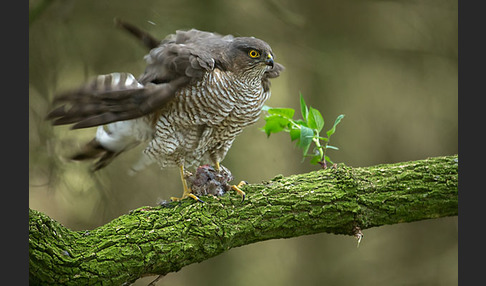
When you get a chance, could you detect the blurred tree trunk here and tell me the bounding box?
[29,155,458,285]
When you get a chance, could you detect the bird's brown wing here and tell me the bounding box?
[137,29,230,84]
[47,29,227,129]
[46,73,189,129]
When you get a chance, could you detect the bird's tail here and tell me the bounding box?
[114,18,160,50]
[71,119,153,172]
[71,137,119,171]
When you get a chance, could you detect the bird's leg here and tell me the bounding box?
[170,165,204,203]
[214,161,246,202]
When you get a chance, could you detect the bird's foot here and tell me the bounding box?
[173,164,205,203]
[214,162,246,202]
[170,192,205,203]
[230,181,247,202]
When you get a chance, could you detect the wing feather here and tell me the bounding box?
[46,73,188,129]
[114,18,160,50]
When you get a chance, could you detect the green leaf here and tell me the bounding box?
[299,125,314,156]
[289,127,300,141]
[307,107,324,132]
[299,93,308,122]
[324,155,334,164]
[263,115,290,136]
[261,94,344,168]
[310,155,322,165]
[294,119,307,127]
[326,114,345,137]
[268,108,295,119]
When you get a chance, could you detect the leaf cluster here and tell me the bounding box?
[262,94,344,168]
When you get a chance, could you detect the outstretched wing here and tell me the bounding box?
[46,73,189,129]
[47,29,227,129]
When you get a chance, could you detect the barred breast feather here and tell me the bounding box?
[145,68,270,168]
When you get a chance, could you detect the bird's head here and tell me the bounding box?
[226,37,277,76]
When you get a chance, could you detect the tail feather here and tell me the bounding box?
[71,138,119,171]
[70,119,152,171]
[114,18,160,50]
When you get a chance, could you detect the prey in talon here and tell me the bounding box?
[184,164,247,202]
[46,20,283,203]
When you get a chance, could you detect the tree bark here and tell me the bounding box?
[29,155,458,285]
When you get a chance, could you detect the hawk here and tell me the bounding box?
[47,21,284,202]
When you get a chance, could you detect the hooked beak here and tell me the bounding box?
[265,53,274,68]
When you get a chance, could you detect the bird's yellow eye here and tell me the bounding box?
[248,49,260,58]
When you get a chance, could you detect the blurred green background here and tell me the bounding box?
[29,0,457,285]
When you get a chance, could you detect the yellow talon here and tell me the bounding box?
[170,193,203,203]
[214,162,246,202]
[231,181,247,202]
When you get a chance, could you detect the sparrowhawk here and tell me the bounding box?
[47,21,284,202]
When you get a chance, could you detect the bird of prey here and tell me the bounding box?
[47,20,284,202]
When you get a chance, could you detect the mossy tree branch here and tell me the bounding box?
[29,155,458,285]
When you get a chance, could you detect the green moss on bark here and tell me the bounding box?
[30,155,458,285]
